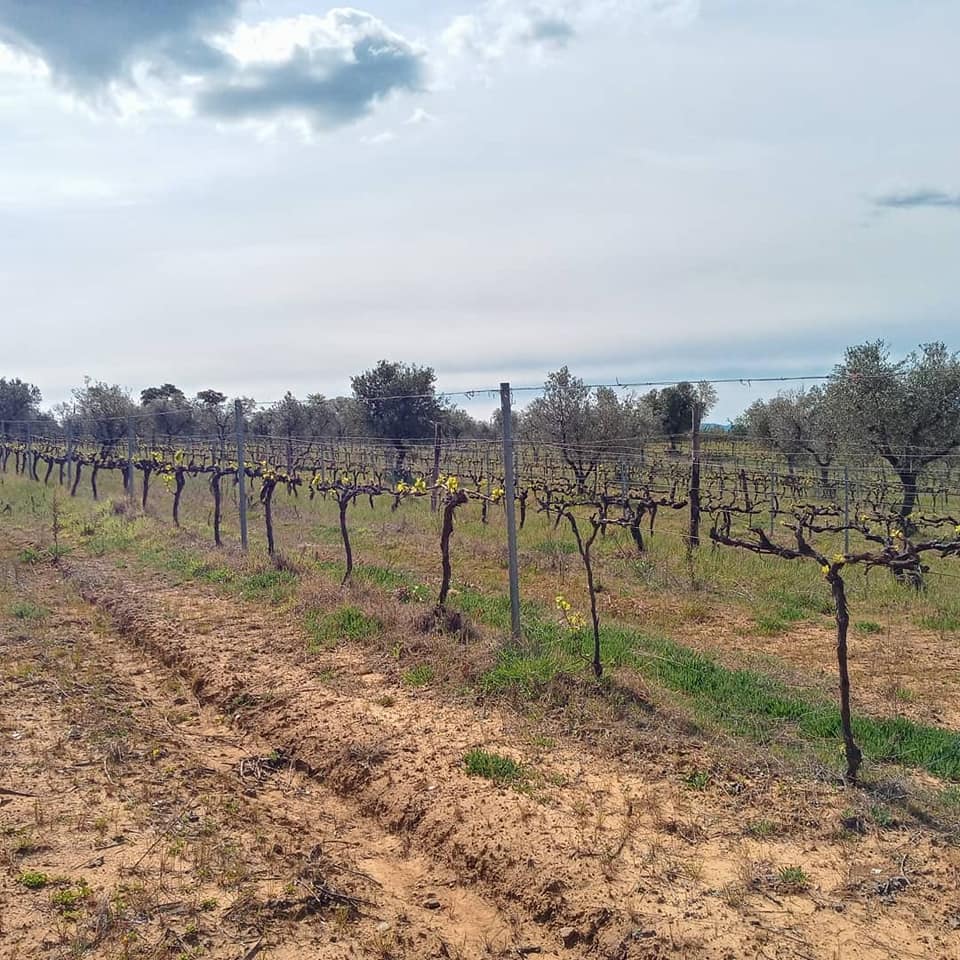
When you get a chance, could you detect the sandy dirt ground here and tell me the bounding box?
[2,544,959,959]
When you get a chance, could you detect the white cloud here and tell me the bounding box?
[360,129,396,145]
[0,3,424,134]
[405,106,437,124]
[441,0,696,62]
[196,10,425,131]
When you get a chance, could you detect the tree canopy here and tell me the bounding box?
[350,360,446,442]
[0,377,42,426]
[829,340,960,516]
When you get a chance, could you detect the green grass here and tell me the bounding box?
[777,866,810,892]
[752,586,832,635]
[530,537,577,556]
[149,548,296,604]
[684,769,711,790]
[463,748,525,785]
[237,569,297,603]
[51,880,91,913]
[745,819,777,838]
[10,600,47,621]
[355,564,411,590]
[855,620,884,634]
[305,604,381,650]
[402,664,435,686]
[18,871,49,889]
[918,608,960,633]
[474,592,960,781]
[632,631,960,779]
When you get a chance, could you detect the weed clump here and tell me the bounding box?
[305,605,381,650]
[463,748,525,785]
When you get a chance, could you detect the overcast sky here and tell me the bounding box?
[2,0,958,422]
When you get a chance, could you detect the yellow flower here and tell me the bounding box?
[491,487,505,501]
[820,564,831,576]
[954,525,960,537]
[396,481,408,494]
[413,477,427,494]
[832,554,846,566]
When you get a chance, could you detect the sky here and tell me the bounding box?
[2,0,959,423]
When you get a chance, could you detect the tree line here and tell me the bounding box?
[3,340,960,517]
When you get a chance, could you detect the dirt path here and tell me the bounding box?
[0,560,558,959]
[4,545,959,958]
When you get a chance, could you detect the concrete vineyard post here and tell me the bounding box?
[844,465,850,554]
[688,402,702,547]
[65,424,73,486]
[235,399,248,551]
[500,382,522,640]
[620,460,629,520]
[430,421,442,513]
[769,467,776,536]
[126,416,136,501]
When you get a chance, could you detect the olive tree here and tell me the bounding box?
[351,360,446,473]
[0,378,42,431]
[523,368,656,491]
[830,341,960,518]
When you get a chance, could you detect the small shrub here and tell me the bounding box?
[855,620,883,634]
[401,664,434,687]
[870,804,895,828]
[463,749,525,785]
[18,871,49,889]
[52,880,91,912]
[745,819,776,839]
[683,770,710,791]
[776,866,810,892]
[10,600,47,621]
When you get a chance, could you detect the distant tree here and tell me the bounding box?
[304,393,338,437]
[195,390,231,449]
[0,377,42,430]
[592,386,657,451]
[522,367,597,490]
[830,340,960,518]
[322,396,367,438]
[351,360,445,469]
[70,379,136,443]
[734,398,774,440]
[140,383,194,440]
[249,391,310,440]
[647,381,717,449]
[440,406,495,440]
[750,388,844,482]
[522,370,656,489]
[140,383,183,405]
[491,404,521,437]
[196,389,227,408]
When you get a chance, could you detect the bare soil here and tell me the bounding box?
[3,539,959,959]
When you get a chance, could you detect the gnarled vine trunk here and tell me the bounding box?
[829,572,862,783]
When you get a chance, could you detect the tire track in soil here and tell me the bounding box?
[56,554,960,960]
[2,558,561,960]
